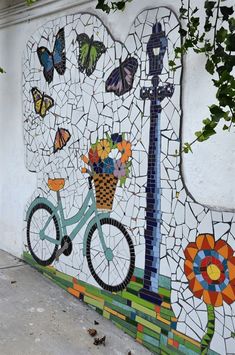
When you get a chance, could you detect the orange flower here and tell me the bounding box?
[97,139,111,160]
[117,140,132,163]
[81,155,89,164]
[184,234,235,307]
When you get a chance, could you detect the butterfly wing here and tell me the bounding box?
[53,128,71,153]
[40,93,54,118]
[53,28,66,75]
[31,87,43,115]
[77,33,90,73]
[105,66,123,96]
[86,40,106,76]
[37,47,54,84]
[77,34,106,76]
[105,57,138,97]
[31,87,54,118]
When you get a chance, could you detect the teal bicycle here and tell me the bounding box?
[26,176,135,292]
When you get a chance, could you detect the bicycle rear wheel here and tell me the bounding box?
[27,203,60,266]
[86,218,135,292]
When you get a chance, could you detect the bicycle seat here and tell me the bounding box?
[48,178,65,191]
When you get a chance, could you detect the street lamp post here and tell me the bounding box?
[139,22,174,305]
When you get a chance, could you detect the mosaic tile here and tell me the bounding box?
[22,6,235,355]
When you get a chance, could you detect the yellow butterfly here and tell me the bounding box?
[31,87,54,118]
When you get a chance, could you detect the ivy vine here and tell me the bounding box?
[170,0,235,152]
[96,0,132,13]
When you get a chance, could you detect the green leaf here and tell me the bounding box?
[202,118,211,125]
[169,60,176,68]
[205,1,216,17]
[216,27,228,43]
[223,124,229,130]
[209,105,225,118]
[182,142,193,154]
[26,0,37,4]
[96,0,110,13]
[91,143,97,150]
[205,59,215,74]
[119,176,126,187]
[0,67,6,74]
[204,21,212,32]
[220,6,234,21]
[179,7,187,19]
[226,34,235,51]
[229,18,235,32]
[191,17,200,27]
[178,28,187,37]
[192,7,199,15]
[116,2,126,11]
[125,167,130,177]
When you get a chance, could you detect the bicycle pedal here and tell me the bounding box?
[56,241,69,260]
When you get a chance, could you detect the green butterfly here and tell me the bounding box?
[77,33,106,76]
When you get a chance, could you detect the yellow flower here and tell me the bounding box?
[97,139,111,160]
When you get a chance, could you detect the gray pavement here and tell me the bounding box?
[0,250,151,355]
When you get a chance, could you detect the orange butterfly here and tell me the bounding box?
[53,128,71,153]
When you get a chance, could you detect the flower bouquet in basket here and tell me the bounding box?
[81,133,132,210]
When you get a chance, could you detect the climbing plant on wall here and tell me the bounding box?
[170,0,235,152]
[95,0,235,152]
[96,0,133,13]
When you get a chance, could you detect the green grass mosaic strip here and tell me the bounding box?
[105,301,132,318]
[121,290,156,310]
[158,287,171,298]
[142,325,161,340]
[23,252,220,355]
[132,301,156,317]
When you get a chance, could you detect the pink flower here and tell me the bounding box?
[113,159,126,179]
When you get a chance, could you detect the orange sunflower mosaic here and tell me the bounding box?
[184,234,235,307]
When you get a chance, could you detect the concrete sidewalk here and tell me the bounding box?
[0,250,151,355]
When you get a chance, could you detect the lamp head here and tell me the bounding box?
[147,22,167,76]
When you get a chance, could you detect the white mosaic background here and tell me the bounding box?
[22,7,235,354]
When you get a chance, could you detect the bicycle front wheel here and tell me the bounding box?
[27,203,60,266]
[86,218,135,292]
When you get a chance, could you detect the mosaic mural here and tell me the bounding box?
[22,7,235,354]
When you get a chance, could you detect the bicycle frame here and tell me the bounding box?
[30,180,110,256]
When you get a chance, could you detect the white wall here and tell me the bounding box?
[0,0,234,258]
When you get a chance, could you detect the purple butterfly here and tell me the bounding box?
[105,57,138,97]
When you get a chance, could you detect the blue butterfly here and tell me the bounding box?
[105,57,138,97]
[37,28,66,84]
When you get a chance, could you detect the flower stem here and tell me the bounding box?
[201,304,215,354]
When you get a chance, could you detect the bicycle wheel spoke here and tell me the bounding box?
[27,204,58,265]
[112,259,125,282]
[86,218,134,292]
[31,238,41,252]
[112,237,126,252]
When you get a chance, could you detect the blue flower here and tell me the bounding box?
[111,133,122,144]
[93,160,104,173]
[103,157,114,174]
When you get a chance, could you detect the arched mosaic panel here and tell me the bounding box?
[23,7,235,354]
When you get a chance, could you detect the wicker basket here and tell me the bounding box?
[93,173,118,210]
